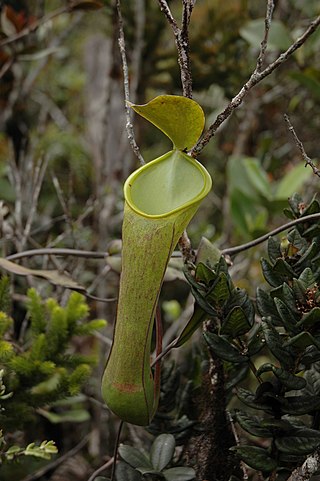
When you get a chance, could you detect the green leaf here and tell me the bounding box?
[235,411,272,438]
[118,445,152,469]
[275,163,313,200]
[261,321,294,369]
[207,272,231,306]
[231,445,277,472]
[221,306,252,337]
[129,95,205,150]
[267,237,281,263]
[256,287,279,320]
[243,158,272,201]
[174,306,207,348]
[203,332,247,363]
[38,408,90,424]
[261,258,285,287]
[274,297,299,333]
[236,388,272,412]
[275,429,320,455]
[240,19,292,51]
[163,467,196,481]
[196,237,222,267]
[281,395,320,415]
[150,434,175,471]
[256,363,306,390]
[285,331,320,350]
[299,308,320,329]
[116,461,141,481]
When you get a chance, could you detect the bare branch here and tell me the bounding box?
[6,247,107,261]
[116,0,145,165]
[157,0,193,98]
[284,114,320,178]
[191,14,320,156]
[256,0,275,72]
[221,213,320,257]
[0,6,68,48]
[157,0,179,31]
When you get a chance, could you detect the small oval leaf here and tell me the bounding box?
[150,434,176,471]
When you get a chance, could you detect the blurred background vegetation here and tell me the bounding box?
[0,0,319,480]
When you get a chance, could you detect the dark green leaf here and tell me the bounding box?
[189,285,217,317]
[287,229,308,253]
[150,434,175,471]
[207,272,231,306]
[247,327,265,356]
[115,461,141,481]
[300,345,320,367]
[261,321,294,368]
[299,308,320,329]
[256,287,279,320]
[203,332,247,363]
[261,258,285,287]
[268,237,282,264]
[235,411,272,437]
[295,242,318,268]
[256,363,306,390]
[299,268,316,289]
[275,428,320,455]
[260,418,294,433]
[273,258,295,278]
[221,307,252,337]
[281,395,320,415]
[274,297,300,333]
[194,262,216,285]
[236,388,272,412]
[225,364,249,391]
[292,279,307,304]
[163,467,195,481]
[231,446,277,472]
[118,445,152,469]
[174,306,207,348]
[285,331,320,350]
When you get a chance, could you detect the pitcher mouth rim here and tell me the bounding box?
[124,150,212,219]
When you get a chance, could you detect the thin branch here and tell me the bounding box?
[0,6,67,48]
[191,14,320,156]
[256,0,275,72]
[284,114,320,178]
[116,0,145,165]
[157,0,178,30]
[110,420,124,481]
[221,213,320,257]
[287,451,320,481]
[157,0,193,98]
[130,0,146,102]
[6,248,107,261]
[21,435,89,481]
[87,457,114,481]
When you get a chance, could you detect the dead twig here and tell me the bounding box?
[116,0,145,165]
[157,0,194,98]
[191,14,320,156]
[284,114,320,178]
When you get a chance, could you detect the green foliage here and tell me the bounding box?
[183,194,320,475]
[0,287,106,430]
[117,434,195,481]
